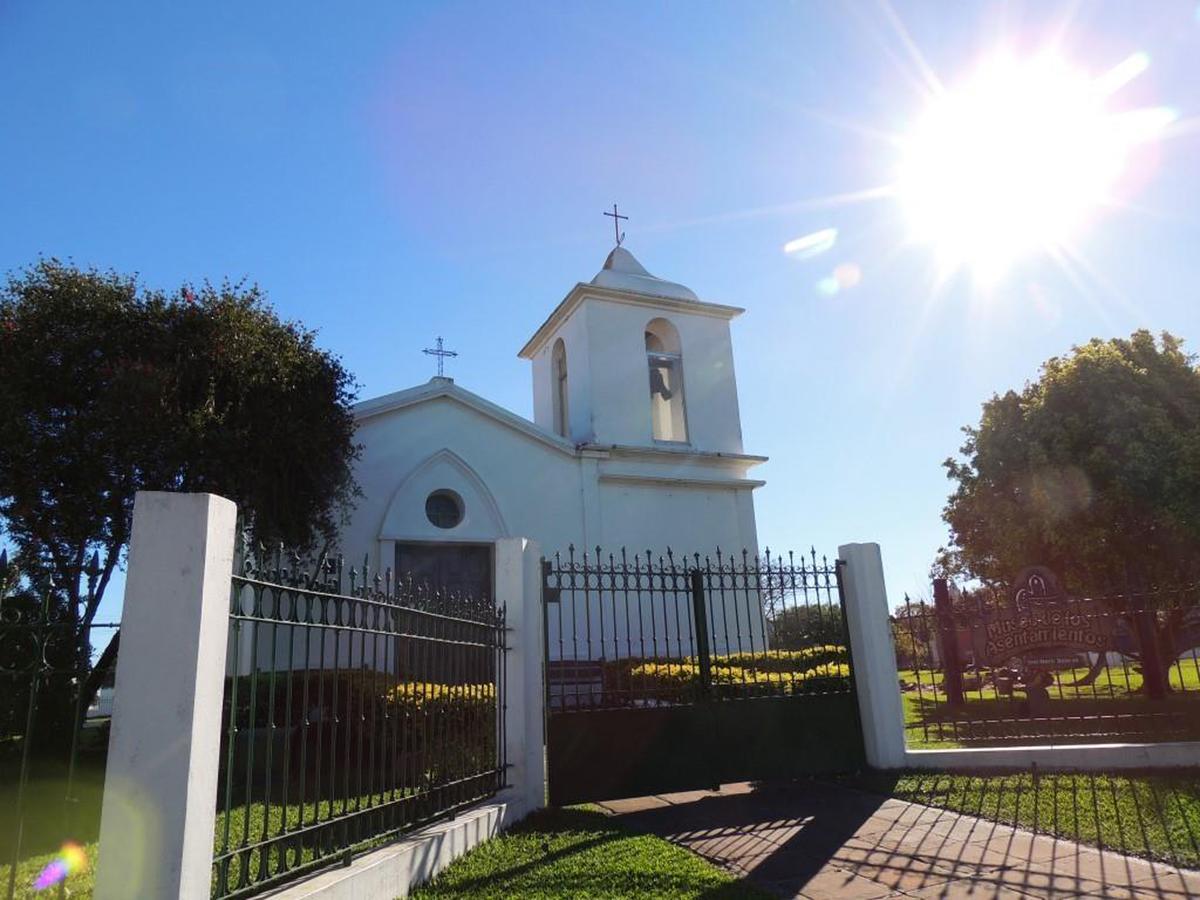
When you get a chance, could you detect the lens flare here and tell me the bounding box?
[33,842,88,891]
[783,227,838,259]
[817,263,863,296]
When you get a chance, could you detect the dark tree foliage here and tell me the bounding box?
[0,260,361,735]
[766,604,845,650]
[940,330,1200,594]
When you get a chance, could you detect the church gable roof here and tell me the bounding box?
[353,377,579,456]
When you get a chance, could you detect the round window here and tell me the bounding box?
[425,489,464,529]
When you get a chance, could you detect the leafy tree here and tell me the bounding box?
[0,259,361,741]
[765,604,845,650]
[940,330,1200,697]
[891,598,935,670]
[940,330,1200,594]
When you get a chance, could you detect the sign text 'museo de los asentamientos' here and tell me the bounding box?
[974,601,1114,667]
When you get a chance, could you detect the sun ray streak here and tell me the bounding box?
[1044,244,1123,334]
[875,0,945,98]
[1053,242,1145,323]
[843,0,942,107]
[637,186,898,235]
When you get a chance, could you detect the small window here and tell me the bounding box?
[552,338,569,438]
[645,319,687,442]
[425,489,464,529]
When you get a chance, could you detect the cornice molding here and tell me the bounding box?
[518,283,744,360]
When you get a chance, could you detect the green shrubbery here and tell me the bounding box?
[219,671,497,801]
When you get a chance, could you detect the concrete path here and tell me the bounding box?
[597,781,1200,899]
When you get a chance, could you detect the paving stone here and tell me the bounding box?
[852,815,915,840]
[603,781,1191,900]
[823,838,967,892]
[963,828,1080,866]
[654,788,725,805]
[1066,847,1161,888]
[778,864,899,899]
[1130,865,1200,899]
[982,864,1117,898]
[595,794,671,814]
[902,877,1035,899]
[677,833,782,871]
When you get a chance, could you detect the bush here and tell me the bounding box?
[602,645,852,702]
[218,670,497,801]
[716,645,848,673]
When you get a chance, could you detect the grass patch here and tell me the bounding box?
[410,806,770,899]
[0,741,503,899]
[0,749,104,900]
[899,663,1200,749]
[843,769,1200,869]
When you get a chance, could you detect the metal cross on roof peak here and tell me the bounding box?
[423,336,458,377]
[603,203,628,247]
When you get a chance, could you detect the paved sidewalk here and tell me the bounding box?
[598,781,1200,899]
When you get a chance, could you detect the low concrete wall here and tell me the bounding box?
[264,790,535,899]
[906,741,1200,772]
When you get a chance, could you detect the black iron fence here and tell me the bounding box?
[212,542,507,899]
[893,569,1200,747]
[0,554,118,900]
[542,546,853,709]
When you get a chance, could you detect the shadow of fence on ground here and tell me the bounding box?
[603,776,1200,899]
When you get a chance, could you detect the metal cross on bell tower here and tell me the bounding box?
[603,203,628,247]
[423,336,458,377]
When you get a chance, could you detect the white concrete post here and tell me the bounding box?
[95,492,238,900]
[493,538,547,816]
[838,542,907,769]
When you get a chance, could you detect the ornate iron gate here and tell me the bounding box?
[542,547,865,805]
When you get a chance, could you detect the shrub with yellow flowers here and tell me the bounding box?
[603,645,851,702]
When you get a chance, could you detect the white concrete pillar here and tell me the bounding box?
[95,492,238,900]
[838,542,907,769]
[493,538,547,816]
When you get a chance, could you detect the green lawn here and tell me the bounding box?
[409,806,770,899]
[0,757,409,899]
[844,769,1200,869]
[0,752,104,900]
[4,804,768,900]
[0,842,96,900]
[900,663,1200,749]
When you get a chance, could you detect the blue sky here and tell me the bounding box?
[2,2,1199,624]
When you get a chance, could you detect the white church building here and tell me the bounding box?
[339,244,766,602]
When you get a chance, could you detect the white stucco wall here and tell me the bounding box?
[581,298,744,453]
[344,395,585,571]
[596,479,751,554]
[528,292,744,454]
[530,304,593,443]
[345,390,759,567]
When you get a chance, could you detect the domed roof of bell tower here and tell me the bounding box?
[589,246,699,302]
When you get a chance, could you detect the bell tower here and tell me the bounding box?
[519,245,747,454]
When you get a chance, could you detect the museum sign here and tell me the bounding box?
[969,567,1115,669]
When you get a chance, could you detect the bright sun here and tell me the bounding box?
[897,52,1175,281]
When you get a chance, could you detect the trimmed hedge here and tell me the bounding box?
[602,644,852,701]
[219,671,498,801]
